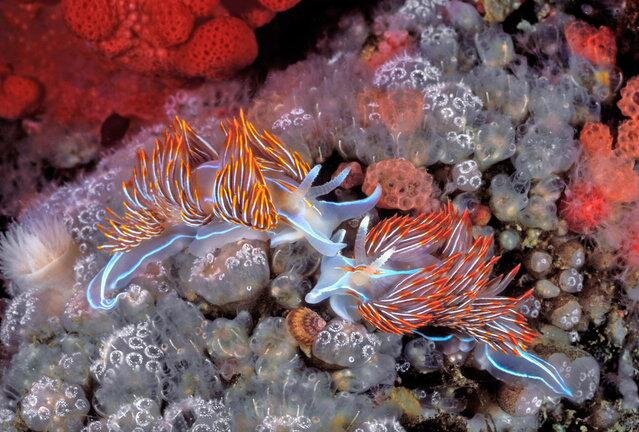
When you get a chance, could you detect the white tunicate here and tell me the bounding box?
[471,66,529,121]
[551,298,582,330]
[445,0,483,33]
[515,123,578,180]
[404,337,444,373]
[179,240,270,309]
[399,0,448,25]
[559,268,584,293]
[549,352,600,404]
[511,385,548,417]
[475,114,516,169]
[498,229,520,251]
[424,81,483,163]
[420,25,459,72]
[206,311,252,363]
[312,319,380,368]
[332,353,397,393]
[474,26,515,67]
[519,195,559,231]
[618,349,639,410]
[527,251,552,276]
[534,279,561,299]
[374,54,441,91]
[531,175,565,202]
[163,397,233,432]
[452,159,482,191]
[489,173,529,222]
[20,376,89,432]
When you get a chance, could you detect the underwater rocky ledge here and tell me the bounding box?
[1,0,639,431]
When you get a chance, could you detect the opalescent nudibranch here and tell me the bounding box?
[305,203,573,398]
[87,112,380,310]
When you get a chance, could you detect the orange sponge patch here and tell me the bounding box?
[0,74,42,119]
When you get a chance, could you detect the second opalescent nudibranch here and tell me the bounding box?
[305,203,574,398]
[87,112,380,310]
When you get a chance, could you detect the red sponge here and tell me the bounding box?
[143,0,195,47]
[0,74,42,119]
[257,0,301,12]
[182,0,221,17]
[175,16,257,78]
[61,0,118,42]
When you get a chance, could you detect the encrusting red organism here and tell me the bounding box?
[0,74,43,120]
[618,75,639,119]
[617,118,639,159]
[333,162,364,190]
[579,121,613,156]
[560,183,611,234]
[257,0,301,13]
[564,20,617,66]
[60,0,118,42]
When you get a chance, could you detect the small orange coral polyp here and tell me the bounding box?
[618,76,639,119]
[0,74,42,119]
[362,159,434,212]
[584,155,639,204]
[579,121,612,156]
[617,118,639,159]
[560,183,611,234]
[564,21,616,66]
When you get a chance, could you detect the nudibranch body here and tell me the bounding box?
[87,113,380,310]
[305,204,574,398]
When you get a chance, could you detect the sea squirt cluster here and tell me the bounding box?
[1,0,639,431]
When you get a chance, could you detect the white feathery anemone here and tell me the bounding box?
[0,216,79,293]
